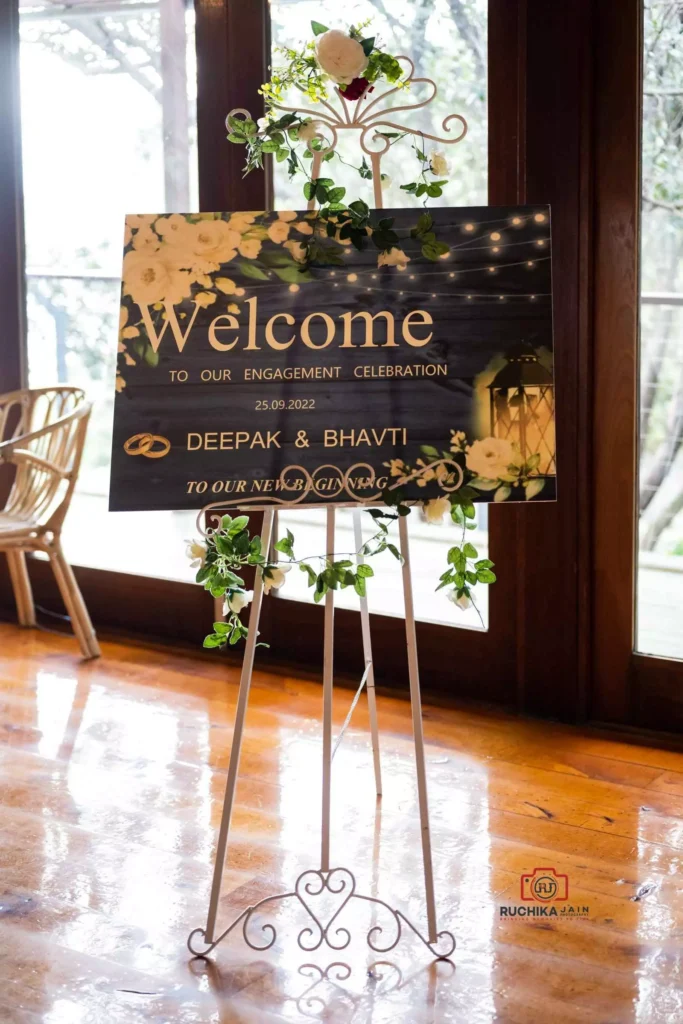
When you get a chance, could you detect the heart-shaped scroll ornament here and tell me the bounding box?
[295,868,356,951]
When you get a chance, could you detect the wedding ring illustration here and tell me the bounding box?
[123,432,171,459]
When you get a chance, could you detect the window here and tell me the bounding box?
[269,0,489,627]
[19,0,198,580]
[637,0,683,659]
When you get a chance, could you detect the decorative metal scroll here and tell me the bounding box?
[187,867,456,961]
[268,54,467,159]
[227,54,468,207]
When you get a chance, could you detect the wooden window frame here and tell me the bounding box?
[7,0,671,731]
[592,0,683,732]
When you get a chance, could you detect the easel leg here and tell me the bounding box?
[398,513,437,944]
[352,508,382,797]
[321,507,335,872]
[204,508,274,943]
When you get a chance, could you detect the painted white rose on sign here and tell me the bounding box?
[122,250,191,306]
[172,220,241,273]
[377,247,411,269]
[465,438,520,481]
[315,29,368,84]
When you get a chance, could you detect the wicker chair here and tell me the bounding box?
[0,386,101,659]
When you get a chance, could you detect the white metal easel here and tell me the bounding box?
[188,56,468,961]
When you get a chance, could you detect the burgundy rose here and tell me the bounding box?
[341,77,373,101]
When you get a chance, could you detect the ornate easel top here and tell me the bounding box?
[228,55,468,207]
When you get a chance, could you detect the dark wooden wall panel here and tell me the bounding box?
[0,0,26,507]
[591,0,641,723]
[489,0,593,721]
[195,0,270,212]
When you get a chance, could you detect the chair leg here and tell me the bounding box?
[6,551,36,627]
[48,541,101,660]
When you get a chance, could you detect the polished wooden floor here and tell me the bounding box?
[0,622,682,1023]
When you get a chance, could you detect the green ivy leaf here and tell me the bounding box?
[203,634,224,648]
[387,543,403,563]
[356,563,374,578]
[300,563,317,587]
[463,542,478,559]
[228,515,249,535]
[311,20,329,35]
[477,568,497,584]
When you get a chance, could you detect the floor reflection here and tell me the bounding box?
[191,954,456,1024]
[1,625,682,1022]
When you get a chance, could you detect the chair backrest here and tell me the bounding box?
[0,386,91,533]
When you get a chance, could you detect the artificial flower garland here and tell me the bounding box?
[188,21,546,651]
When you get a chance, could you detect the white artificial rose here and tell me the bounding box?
[186,540,207,569]
[268,219,291,244]
[466,437,520,481]
[315,29,368,85]
[263,562,291,594]
[424,496,451,524]
[122,250,192,306]
[225,590,253,615]
[377,247,411,269]
[298,119,322,144]
[448,590,472,611]
[429,151,449,176]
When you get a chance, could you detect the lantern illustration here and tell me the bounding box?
[487,342,556,473]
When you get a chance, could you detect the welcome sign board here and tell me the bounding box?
[110,206,556,512]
